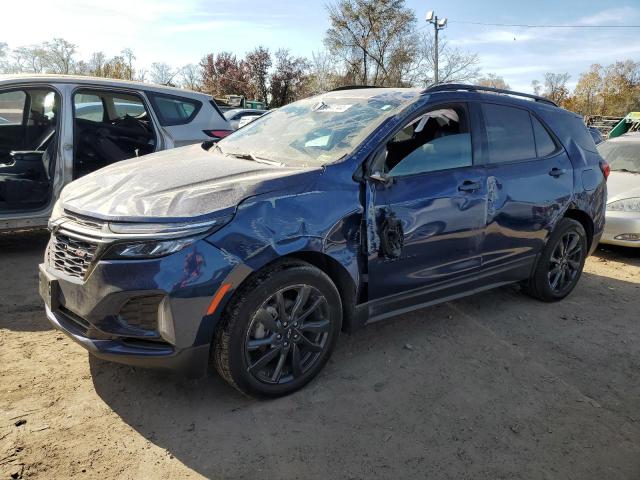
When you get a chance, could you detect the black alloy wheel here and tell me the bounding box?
[548,231,583,294]
[245,284,331,385]
[213,261,342,398]
[524,218,588,302]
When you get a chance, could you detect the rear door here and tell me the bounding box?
[478,102,573,270]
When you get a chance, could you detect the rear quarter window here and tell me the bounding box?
[148,93,202,126]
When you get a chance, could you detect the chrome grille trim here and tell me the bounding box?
[48,233,100,279]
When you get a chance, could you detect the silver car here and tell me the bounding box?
[0,74,231,232]
[224,108,266,130]
[597,132,640,247]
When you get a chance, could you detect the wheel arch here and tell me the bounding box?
[220,249,361,334]
[563,208,594,250]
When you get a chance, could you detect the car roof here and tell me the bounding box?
[317,86,564,116]
[0,74,211,101]
[319,87,421,100]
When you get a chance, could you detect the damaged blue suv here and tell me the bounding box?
[40,84,607,397]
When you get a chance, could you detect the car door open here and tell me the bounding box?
[0,87,60,213]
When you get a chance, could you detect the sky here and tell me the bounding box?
[2,0,640,92]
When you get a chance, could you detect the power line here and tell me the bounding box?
[449,20,640,28]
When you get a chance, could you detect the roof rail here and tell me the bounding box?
[423,83,558,107]
[330,85,382,91]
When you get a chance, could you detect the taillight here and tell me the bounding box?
[203,129,232,139]
[600,160,610,180]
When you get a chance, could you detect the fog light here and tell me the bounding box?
[614,233,640,241]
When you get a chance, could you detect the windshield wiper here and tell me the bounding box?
[225,152,285,167]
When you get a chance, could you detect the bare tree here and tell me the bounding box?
[179,63,202,91]
[150,62,177,85]
[543,72,571,104]
[416,30,480,86]
[11,45,47,73]
[477,73,510,89]
[88,51,107,76]
[136,68,148,83]
[308,50,338,93]
[325,0,417,86]
[43,38,77,74]
[121,48,136,80]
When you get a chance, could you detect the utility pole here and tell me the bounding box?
[426,10,448,85]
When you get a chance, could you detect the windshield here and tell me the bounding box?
[598,140,640,173]
[216,90,420,166]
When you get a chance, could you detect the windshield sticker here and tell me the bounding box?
[313,103,353,113]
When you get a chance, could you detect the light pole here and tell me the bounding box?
[426,10,447,85]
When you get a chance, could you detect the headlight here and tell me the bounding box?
[104,237,197,259]
[607,197,640,212]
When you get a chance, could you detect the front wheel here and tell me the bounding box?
[524,218,588,302]
[212,261,342,398]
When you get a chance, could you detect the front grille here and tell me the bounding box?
[117,295,163,333]
[48,233,99,279]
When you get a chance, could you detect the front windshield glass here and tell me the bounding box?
[216,89,420,167]
[598,140,640,173]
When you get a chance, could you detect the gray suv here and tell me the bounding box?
[0,74,231,232]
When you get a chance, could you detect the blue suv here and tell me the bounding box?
[39,84,608,397]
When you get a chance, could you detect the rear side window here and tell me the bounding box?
[148,93,201,126]
[482,104,536,163]
[532,116,557,157]
[74,93,104,122]
[111,94,146,119]
[0,90,27,125]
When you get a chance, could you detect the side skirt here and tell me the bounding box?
[365,255,535,324]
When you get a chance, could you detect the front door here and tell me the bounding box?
[366,103,487,303]
[0,86,61,213]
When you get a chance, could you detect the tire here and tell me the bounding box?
[524,218,588,302]
[212,260,342,398]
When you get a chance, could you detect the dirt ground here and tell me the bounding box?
[1,231,639,480]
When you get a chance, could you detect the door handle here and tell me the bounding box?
[548,167,566,177]
[458,180,481,192]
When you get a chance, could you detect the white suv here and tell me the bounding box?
[0,74,231,232]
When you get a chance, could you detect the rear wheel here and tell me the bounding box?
[524,218,588,302]
[213,261,342,398]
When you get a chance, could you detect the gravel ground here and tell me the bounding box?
[1,231,639,480]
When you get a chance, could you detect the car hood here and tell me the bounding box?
[607,171,640,204]
[60,144,319,222]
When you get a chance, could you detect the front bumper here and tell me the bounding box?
[45,305,211,376]
[600,211,640,248]
[39,237,241,377]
